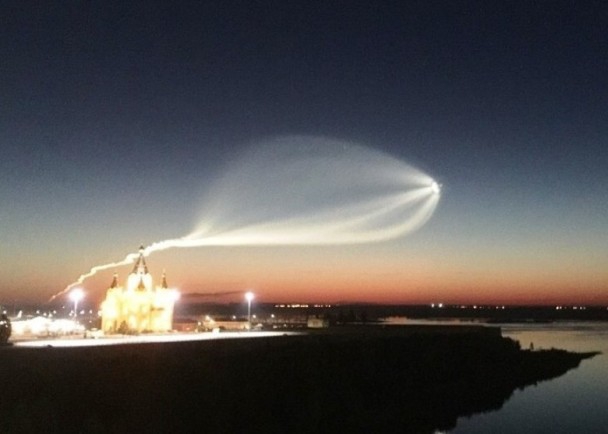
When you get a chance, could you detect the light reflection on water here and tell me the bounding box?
[451,322,608,434]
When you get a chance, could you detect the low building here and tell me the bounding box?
[307,316,330,329]
[200,317,250,331]
[100,246,179,333]
[173,318,200,332]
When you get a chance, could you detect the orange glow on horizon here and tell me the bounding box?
[5,243,607,307]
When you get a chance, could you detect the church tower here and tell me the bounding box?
[100,246,179,333]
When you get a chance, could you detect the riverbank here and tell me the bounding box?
[0,325,597,433]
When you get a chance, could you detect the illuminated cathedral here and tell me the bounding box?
[101,246,179,333]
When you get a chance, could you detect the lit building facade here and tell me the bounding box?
[101,247,178,333]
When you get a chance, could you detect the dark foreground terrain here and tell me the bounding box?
[0,326,597,433]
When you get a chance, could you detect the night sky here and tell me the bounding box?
[1,1,607,305]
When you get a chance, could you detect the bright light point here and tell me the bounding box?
[431,181,441,195]
[245,291,255,302]
[69,288,84,303]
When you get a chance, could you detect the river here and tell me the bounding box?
[451,322,608,433]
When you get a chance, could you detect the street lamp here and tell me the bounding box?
[245,291,254,330]
[69,288,84,319]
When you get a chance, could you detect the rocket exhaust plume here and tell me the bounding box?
[52,136,441,301]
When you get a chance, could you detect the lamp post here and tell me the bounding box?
[245,291,254,330]
[69,288,84,320]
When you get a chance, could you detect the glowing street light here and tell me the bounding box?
[245,291,255,329]
[69,288,84,319]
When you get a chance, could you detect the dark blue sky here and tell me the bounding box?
[1,1,607,303]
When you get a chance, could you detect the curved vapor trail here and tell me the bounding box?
[52,137,441,301]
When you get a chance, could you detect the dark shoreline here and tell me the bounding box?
[0,325,598,433]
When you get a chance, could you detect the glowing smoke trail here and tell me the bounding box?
[52,136,441,301]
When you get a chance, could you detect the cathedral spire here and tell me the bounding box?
[110,272,118,288]
[161,269,168,289]
[131,245,149,274]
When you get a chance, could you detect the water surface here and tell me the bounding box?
[452,322,608,433]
